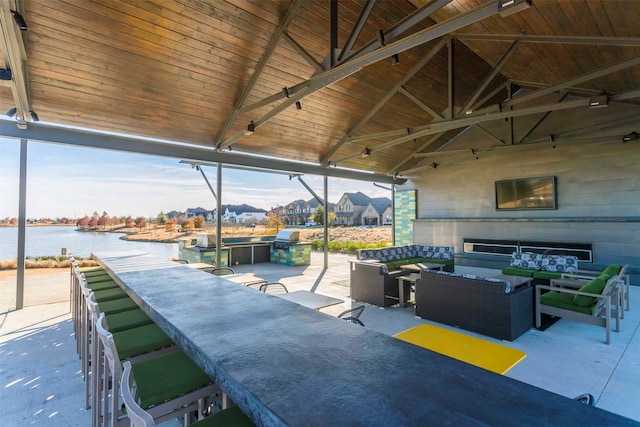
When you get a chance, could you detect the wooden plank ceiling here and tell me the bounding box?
[1,0,639,176]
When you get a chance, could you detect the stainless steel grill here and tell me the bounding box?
[273,230,300,250]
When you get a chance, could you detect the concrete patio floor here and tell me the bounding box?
[1,251,638,426]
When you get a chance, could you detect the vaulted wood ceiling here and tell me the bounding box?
[1,0,639,177]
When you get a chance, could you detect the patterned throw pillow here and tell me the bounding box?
[510,252,542,270]
[539,255,578,272]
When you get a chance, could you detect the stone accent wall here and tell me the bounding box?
[270,243,312,266]
[394,190,417,245]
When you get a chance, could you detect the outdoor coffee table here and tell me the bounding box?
[493,274,533,289]
[396,273,420,307]
[394,324,527,375]
[276,291,344,311]
[400,262,444,272]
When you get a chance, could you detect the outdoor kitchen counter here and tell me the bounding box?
[93,251,638,427]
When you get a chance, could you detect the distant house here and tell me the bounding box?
[335,192,391,226]
[277,198,335,225]
[216,204,267,224]
[166,210,184,220]
[186,207,213,222]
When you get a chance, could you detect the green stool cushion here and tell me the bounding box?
[193,406,255,427]
[540,291,593,315]
[93,287,128,303]
[573,277,606,307]
[98,297,139,315]
[105,309,152,333]
[84,273,114,283]
[88,280,119,291]
[79,266,105,274]
[601,264,621,277]
[112,323,174,360]
[132,351,211,410]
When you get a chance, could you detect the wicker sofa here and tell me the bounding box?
[350,245,454,307]
[414,270,533,341]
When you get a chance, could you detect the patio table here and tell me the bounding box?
[276,291,344,311]
[93,251,638,427]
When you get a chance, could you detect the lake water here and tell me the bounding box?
[0,226,178,260]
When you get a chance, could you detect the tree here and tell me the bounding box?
[125,216,136,228]
[193,215,205,229]
[266,210,284,233]
[77,215,91,228]
[165,219,176,233]
[97,211,110,228]
[181,218,194,230]
[157,211,167,225]
[136,216,147,231]
[312,206,336,225]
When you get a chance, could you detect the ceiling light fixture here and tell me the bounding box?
[0,68,11,80]
[622,132,638,143]
[295,101,302,110]
[497,0,532,17]
[588,95,609,108]
[6,107,17,117]
[11,10,28,31]
[428,162,438,169]
[29,110,39,122]
[361,147,371,158]
[376,30,386,46]
[245,120,255,135]
[391,54,399,66]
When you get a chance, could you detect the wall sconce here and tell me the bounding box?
[622,132,638,143]
[361,147,371,158]
[6,107,17,117]
[497,0,532,17]
[589,95,609,108]
[11,10,28,31]
[245,120,255,135]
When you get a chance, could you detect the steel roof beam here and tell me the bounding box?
[399,87,445,120]
[337,0,377,63]
[213,1,302,149]
[0,120,405,184]
[454,33,640,46]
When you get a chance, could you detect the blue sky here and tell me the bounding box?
[0,137,389,219]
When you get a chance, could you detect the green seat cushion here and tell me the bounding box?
[573,277,607,307]
[601,264,621,277]
[421,258,451,266]
[79,266,105,274]
[84,273,114,284]
[193,406,255,427]
[532,270,562,280]
[112,323,174,360]
[93,287,128,302]
[105,309,152,333]
[88,280,119,291]
[385,257,422,271]
[98,297,139,315]
[540,291,594,315]
[131,351,211,410]
[501,266,535,277]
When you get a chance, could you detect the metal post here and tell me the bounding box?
[323,176,328,269]
[16,139,27,310]
[216,164,222,268]
[392,184,396,246]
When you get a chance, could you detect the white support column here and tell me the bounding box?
[16,138,27,310]
[216,164,222,268]
[323,176,329,269]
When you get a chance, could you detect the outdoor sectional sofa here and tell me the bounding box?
[414,270,533,341]
[350,244,454,307]
[501,252,579,285]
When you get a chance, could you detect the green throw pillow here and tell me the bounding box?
[573,277,606,307]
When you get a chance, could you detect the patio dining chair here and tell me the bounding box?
[574,393,595,406]
[260,282,289,295]
[337,305,366,326]
[122,361,255,427]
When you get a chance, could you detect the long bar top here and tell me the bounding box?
[94,251,638,426]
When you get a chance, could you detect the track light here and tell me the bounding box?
[622,132,638,143]
[376,30,385,46]
[29,110,39,122]
[391,54,399,66]
[245,120,255,135]
[0,68,11,80]
[428,162,438,169]
[361,147,371,158]
[11,10,28,31]
[6,107,17,117]
[588,95,608,109]
[295,101,302,110]
[497,0,532,17]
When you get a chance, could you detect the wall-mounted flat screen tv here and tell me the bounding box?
[495,176,557,210]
